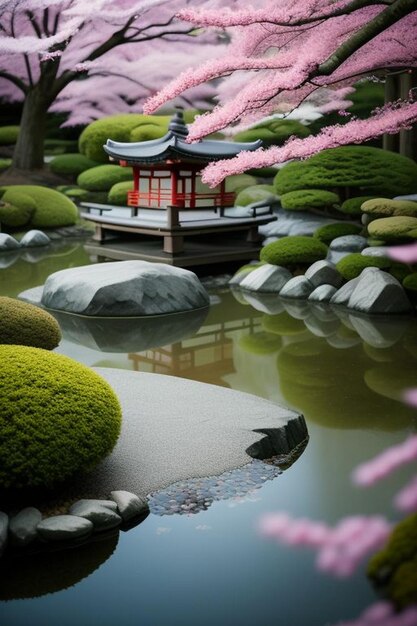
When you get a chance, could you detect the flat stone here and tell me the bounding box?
[239,264,292,293]
[305,260,343,289]
[329,235,368,252]
[0,512,8,556]
[308,284,338,303]
[20,230,51,247]
[0,233,20,251]
[110,491,149,522]
[69,501,122,531]
[9,507,42,546]
[279,276,314,299]
[361,247,390,258]
[39,260,210,316]
[348,271,413,314]
[69,499,118,512]
[37,515,93,541]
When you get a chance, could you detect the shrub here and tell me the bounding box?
[281,189,340,211]
[234,119,310,146]
[0,190,36,227]
[0,345,122,489]
[0,186,78,228]
[77,164,133,192]
[260,236,328,267]
[339,196,376,215]
[0,158,12,172]
[361,198,417,217]
[50,153,100,177]
[0,297,61,350]
[367,216,417,241]
[314,222,362,244]
[403,273,417,292]
[274,147,417,197]
[246,167,279,178]
[79,114,170,162]
[44,139,79,155]
[335,253,390,279]
[129,123,167,143]
[0,125,20,145]
[108,180,134,206]
[235,184,278,207]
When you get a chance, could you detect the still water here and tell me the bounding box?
[0,241,416,626]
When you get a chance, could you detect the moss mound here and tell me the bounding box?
[0,190,36,228]
[77,165,133,192]
[0,186,78,228]
[129,123,167,143]
[362,198,417,218]
[0,158,12,172]
[0,297,61,350]
[0,125,20,145]
[246,167,278,178]
[234,119,310,146]
[281,189,340,211]
[336,253,390,280]
[108,180,134,206]
[235,184,277,207]
[50,153,100,177]
[238,332,282,355]
[260,236,328,267]
[274,147,417,197]
[367,216,417,242]
[314,222,362,244]
[339,196,376,215]
[0,345,122,489]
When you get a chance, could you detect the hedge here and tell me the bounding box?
[50,153,100,177]
[281,189,340,211]
[0,126,20,145]
[0,186,78,228]
[260,236,328,267]
[77,164,133,192]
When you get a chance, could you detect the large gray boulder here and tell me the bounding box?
[305,260,343,289]
[279,276,314,299]
[40,261,210,316]
[308,284,338,303]
[37,515,93,541]
[348,270,412,314]
[239,264,292,293]
[330,267,381,306]
[330,235,368,252]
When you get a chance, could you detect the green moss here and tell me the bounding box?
[246,167,278,178]
[49,153,100,177]
[368,216,417,242]
[225,174,258,195]
[235,184,277,207]
[389,262,411,283]
[79,114,170,162]
[274,147,417,197]
[0,158,12,172]
[0,190,36,228]
[260,236,328,267]
[0,186,78,228]
[238,332,282,355]
[236,261,265,274]
[77,164,133,192]
[403,273,417,292]
[0,345,122,489]
[336,253,390,280]
[234,119,310,146]
[362,198,417,217]
[339,196,376,215]
[129,123,167,143]
[108,180,134,206]
[281,189,340,211]
[314,222,362,244]
[61,187,90,200]
[262,312,305,335]
[44,139,79,155]
[0,125,20,145]
[0,297,61,350]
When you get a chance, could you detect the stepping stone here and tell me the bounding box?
[69,500,121,531]
[37,515,93,541]
[110,491,149,522]
[9,507,42,546]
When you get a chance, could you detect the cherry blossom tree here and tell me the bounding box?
[0,0,233,172]
[145,0,417,186]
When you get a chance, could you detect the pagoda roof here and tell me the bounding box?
[103,111,262,165]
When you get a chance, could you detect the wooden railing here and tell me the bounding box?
[127,190,235,209]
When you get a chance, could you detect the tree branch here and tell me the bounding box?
[0,71,28,94]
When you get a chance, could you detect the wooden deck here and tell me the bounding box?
[81,202,276,266]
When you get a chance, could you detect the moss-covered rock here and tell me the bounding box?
[314,222,362,244]
[234,184,277,207]
[367,216,417,242]
[0,125,20,145]
[335,253,391,280]
[362,198,417,217]
[0,186,77,228]
[234,119,310,146]
[108,180,134,206]
[238,331,282,355]
[0,297,61,350]
[50,153,100,177]
[0,345,122,489]
[274,147,417,197]
[77,165,133,192]
[260,236,328,267]
[281,189,340,211]
[79,114,171,162]
[339,196,376,215]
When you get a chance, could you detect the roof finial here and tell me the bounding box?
[169,107,189,138]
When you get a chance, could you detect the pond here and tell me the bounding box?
[1,241,416,626]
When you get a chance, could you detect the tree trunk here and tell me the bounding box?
[383,73,400,153]
[399,70,417,161]
[12,87,48,170]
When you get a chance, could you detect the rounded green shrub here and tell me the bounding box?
[367,216,417,242]
[61,187,89,200]
[260,236,328,267]
[361,198,417,217]
[246,167,278,178]
[0,190,36,227]
[235,184,277,207]
[108,180,134,206]
[0,345,122,489]
[0,186,78,228]
[314,222,362,244]
[403,273,417,292]
[129,123,167,143]
[281,189,340,211]
[274,147,417,197]
[234,119,310,146]
[77,164,133,192]
[0,297,61,350]
[79,114,170,162]
[50,153,100,177]
[339,196,376,215]
[0,125,20,145]
[335,253,390,279]
[0,158,12,172]
[238,331,282,355]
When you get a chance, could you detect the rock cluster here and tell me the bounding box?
[0,230,51,251]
